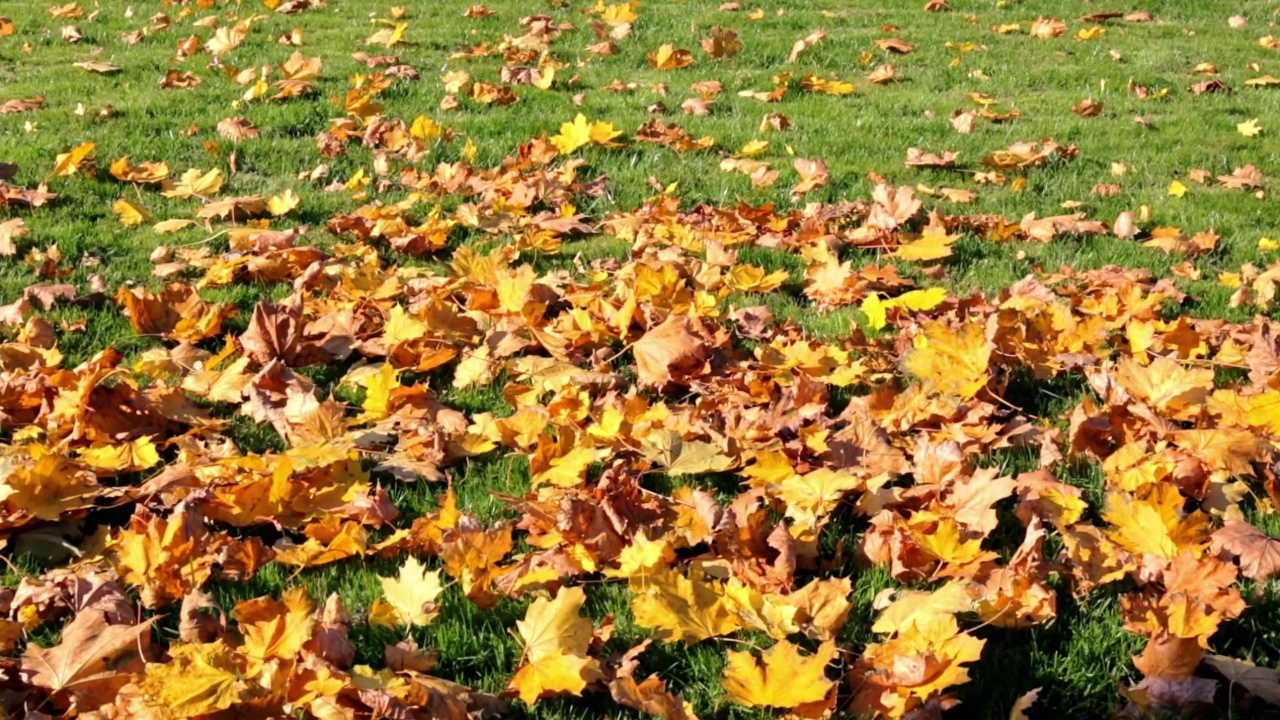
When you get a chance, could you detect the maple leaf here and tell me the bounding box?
[1073,98,1104,117]
[550,114,623,154]
[876,38,914,54]
[73,60,120,74]
[786,577,854,641]
[1102,484,1211,560]
[232,586,315,676]
[721,639,836,709]
[904,320,991,398]
[800,74,854,95]
[610,641,699,720]
[379,556,444,626]
[894,228,958,261]
[0,217,29,256]
[776,467,864,532]
[110,157,170,184]
[632,315,710,388]
[116,283,237,342]
[1238,118,1263,137]
[1211,520,1280,580]
[647,44,693,70]
[702,26,741,58]
[206,25,247,55]
[267,188,301,216]
[868,63,897,84]
[507,586,601,705]
[787,30,825,62]
[153,218,196,234]
[20,612,155,710]
[162,168,224,199]
[1204,655,1280,705]
[53,141,95,176]
[140,639,244,717]
[1029,17,1066,38]
[111,198,151,227]
[905,148,959,167]
[217,117,261,141]
[1114,356,1212,419]
[791,158,829,198]
[630,567,741,643]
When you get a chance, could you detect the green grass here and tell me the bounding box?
[5,0,1280,718]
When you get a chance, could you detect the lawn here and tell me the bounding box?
[2,0,1280,718]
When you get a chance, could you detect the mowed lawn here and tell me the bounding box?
[2,0,1280,719]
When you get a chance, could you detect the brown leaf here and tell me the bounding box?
[1072,98,1103,117]
[1,97,43,114]
[1189,79,1230,95]
[1205,655,1280,704]
[610,641,698,720]
[787,30,825,63]
[217,117,260,141]
[905,148,959,168]
[867,63,897,84]
[0,217,29,256]
[876,38,914,54]
[701,26,741,58]
[1212,520,1280,580]
[178,589,223,643]
[1133,635,1204,680]
[24,283,76,310]
[21,613,155,710]
[73,61,121,74]
[632,315,710,388]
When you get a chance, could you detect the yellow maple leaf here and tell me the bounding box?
[872,581,974,635]
[1102,484,1211,559]
[532,444,601,487]
[1113,356,1212,420]
[861,292,888,330]
[911,513,989,566]
[605,534,676,578]
[725,264,788,293]
[904,320,991,399]
[507,586,602,705]
[379,556,443,627]
[722,639,836,709]
[111,198,151,227]
[893,228,958,261]
[550,114,623,154]
[550,114,592,155]
[1238,118,1263,137]
[140,640,243,716]
[777,467,865,532]
[357,363,400,420]
[648,43,693,70]
[153,218,197,234]
[53,141,96,176]
[1167,180,1188,198]
[232,586,315,676]
[109,156,170,184]
[79,436,161,472]
[630,566,741,643]
[162,168,225,199]
[267,188,300,216]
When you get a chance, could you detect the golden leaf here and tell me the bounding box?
[507,586,602,705]
[721,639,836,709]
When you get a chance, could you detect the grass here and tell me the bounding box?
[4,0,1280,718]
